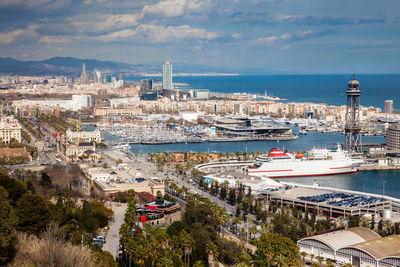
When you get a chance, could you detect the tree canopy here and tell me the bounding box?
[254,233,301,266]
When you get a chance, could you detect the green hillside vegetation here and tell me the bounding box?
[0,172,116,266]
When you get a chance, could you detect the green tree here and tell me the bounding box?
[26,180,36,194]
[93,247,118,267]
[0,174,27,204]
[0,186,17,264]
[254,233,301,266]
[228,189,236,205]
[40,172,52,188]
[300,251,307,264]
[16,193,50,235]
[318,256,323,266]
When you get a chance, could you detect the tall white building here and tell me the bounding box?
[94,70,102,83]
[384,100,394,114]
[162,61,173,90]
[0,116,21,143]
[71,94,94,110]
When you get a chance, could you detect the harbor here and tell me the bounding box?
[99,117,297,144]
[112,131,400,200]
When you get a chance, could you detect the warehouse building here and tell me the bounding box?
[297,227,400,266]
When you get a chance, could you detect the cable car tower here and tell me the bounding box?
[344,74,362,153]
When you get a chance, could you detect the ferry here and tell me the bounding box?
[247,145,363,178]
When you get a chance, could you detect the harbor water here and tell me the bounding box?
[121,132,400,199]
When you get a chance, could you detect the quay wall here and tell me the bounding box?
[359,164,400,171]
[107,135,297,145]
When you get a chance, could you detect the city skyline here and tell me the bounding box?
[0,0,399,74]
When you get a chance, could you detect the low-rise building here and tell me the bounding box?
[93,107,142,116]
[136,197,182,228]
[81,164,165,196]
[65,142,96,158]
[0,116,21,143]
[66,129,102,143]
[298,227,400,266]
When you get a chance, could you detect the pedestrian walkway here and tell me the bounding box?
[102,202,127,258]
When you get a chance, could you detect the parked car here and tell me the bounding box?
[95,235,106,243]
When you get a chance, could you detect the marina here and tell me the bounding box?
[99,118,297,144]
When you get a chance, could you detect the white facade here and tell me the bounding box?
[162,61,173,90]
[13,94,93,112]
[386,123,400,150]
[87,167,111,182]
[109,97,140,108]
[71,94,94,110]
[179,111,198,122]
[66,129,102,143]
[0,116,21,143]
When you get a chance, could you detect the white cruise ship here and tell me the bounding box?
[247,145,363,178]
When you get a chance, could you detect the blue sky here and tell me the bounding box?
[0,0,399,73]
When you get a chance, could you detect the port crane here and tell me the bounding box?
[68,118,80,132]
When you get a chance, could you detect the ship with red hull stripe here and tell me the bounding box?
[247,145,363,178]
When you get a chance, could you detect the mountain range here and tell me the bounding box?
[0,57,276,76]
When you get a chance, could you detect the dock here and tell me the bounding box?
[359,164,400,171]
[259,182,400,218]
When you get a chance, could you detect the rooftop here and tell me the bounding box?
[349,235,400,259]
[299,227,380,251]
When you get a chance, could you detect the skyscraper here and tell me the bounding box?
[384,100,394,114]
[80,63,88,84]
[162,61,173,90]
[94,69,102,83]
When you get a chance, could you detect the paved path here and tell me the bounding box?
[103,202,127,258]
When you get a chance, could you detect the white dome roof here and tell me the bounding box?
[348,79,360,86]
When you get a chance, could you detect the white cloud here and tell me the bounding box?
[252,36,278,46]
[0,25,39,44]
[39,24,220,44]
[252,30,329,47]
[141,0,212,19]
[38,35,70,43]
[100,24,219,43]
[68,13,139,36]
[0,0,71,9]
[0,0,51,7]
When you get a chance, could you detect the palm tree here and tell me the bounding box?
[232,216,241,234]
[206,242,219,267]
[273,254,288,267]
[317,256,323,266]
[310,254,315,263]
[300,251,307,264]
[248,225,257,240]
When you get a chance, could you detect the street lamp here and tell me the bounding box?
[383,181,386,195]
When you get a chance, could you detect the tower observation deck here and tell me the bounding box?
[344,74,362,153]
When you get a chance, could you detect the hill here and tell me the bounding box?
[0,57,277,76]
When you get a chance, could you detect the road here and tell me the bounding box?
[102,202,127,258]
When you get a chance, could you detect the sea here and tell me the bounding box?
[122,74,400,198]
[127,74,400,109]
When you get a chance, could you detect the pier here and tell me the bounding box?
[359,164,400,171]
[260,182,400,219]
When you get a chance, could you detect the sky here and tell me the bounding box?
[0,0,399,73]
